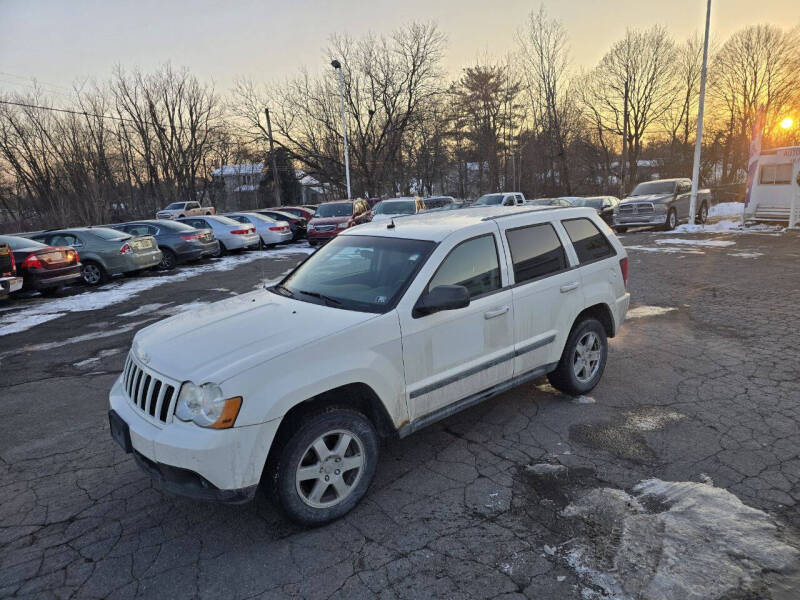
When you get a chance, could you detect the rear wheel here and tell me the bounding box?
[158,248,177,270]
[270,408,378,526]
[81,261,108,286]
[547,318,608,396]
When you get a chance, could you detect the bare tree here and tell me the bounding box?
[582,26,677,192]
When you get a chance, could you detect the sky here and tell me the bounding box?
[1,0,798,97]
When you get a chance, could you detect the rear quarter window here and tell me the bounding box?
[562,218,615,264]
[505,223,567,284]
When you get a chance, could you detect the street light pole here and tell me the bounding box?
[331,60,351,199]
[689,0,712,225]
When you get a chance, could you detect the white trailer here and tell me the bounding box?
[744,146,800,226]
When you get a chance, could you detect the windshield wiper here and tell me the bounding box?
[297,289,342,306]
[270,284,294,297]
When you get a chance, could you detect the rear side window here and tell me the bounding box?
[428,234,501,299]
[562,218,615,263]
[505,224,567,284]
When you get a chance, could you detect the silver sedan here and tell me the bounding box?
[225,212,293,248]
[175,215,260,255]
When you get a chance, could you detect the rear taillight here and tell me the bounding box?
[71,250,79,263]
[269,225,287,231]
[619,257,629,287]
[22,253,43,269]
[180,233,200,241]
[231,228,254,235]
[120,243,132,255]
[9,251,15,272]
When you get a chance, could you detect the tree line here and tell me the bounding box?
[1,9,799,230]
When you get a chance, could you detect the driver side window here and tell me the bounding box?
[427,234,501,300]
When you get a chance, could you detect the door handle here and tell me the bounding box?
[560,281,580,293]
[484,306,509,319]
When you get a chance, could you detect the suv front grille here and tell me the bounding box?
[122,354,179,423]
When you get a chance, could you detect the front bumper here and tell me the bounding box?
[307,228,342,242]
[0,276,23,294]
[613,214,667,227]
[108,376,281,500]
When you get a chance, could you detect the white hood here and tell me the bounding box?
[133,290,376,383]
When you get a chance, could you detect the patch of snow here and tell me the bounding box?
[626,410,684,431]
[709,202,744,217]
[625,245,705,255]
[561,479,800,600]
[526,463,568,476]
[669,219,784,235]
[655,238,735,247]
[118,303,170,317]
[543,545,556,556]
[0,247,313,337]
[626,305,676,319]
[73,347,124,368]
[572,395,596,404]
[729,252,763,258]
[556,575,566,582]
[0,312,66,336]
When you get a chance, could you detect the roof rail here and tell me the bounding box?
[481,206,561,221]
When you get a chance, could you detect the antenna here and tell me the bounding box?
[387,218,395,229]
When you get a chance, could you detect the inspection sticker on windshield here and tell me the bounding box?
[409,254,419,261]
[375,296,388,304]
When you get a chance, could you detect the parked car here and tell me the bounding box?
[300,205,319,214]
[0,235,82,295]
[225,212,293,248]
[29,227,161,286]
[306,199,371,245]
[254,210,307,241]
[108,205,629,525]
[370,197,423,222]
[156,201,215,220]
[421,196,456,211]
[613,178,712,232]
[473,192,526,206]
[568,196,620,225]
[0,241,22,296]
[276,206,315,222]
[176,215,259,255]
[112,220,219,270]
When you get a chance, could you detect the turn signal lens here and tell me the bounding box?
[22,253,43,269]
[209,396,243,429]
[119,243,132,255]
[619,257,629,287]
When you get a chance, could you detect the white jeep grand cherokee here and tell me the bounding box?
[109,206,629,524]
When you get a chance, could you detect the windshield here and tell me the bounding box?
[374,200,416,215]
[314,203,353,218]
[630,181,676,196]
[0,235,48,251]
[573,198,604,209]
[89,228,130,241]
[165,202,185,210]
[209,215,243,227]
[276,235,435,313]
[474,194,505,206]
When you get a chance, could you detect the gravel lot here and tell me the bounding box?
[1,229,799,599]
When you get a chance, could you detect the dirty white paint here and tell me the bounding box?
[655,238,736,247]
[625,305,677,319]
[561,479,800,600]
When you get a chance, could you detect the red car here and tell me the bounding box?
[278,206,316,222]
[0,235,82,295]
[306,199,372,246]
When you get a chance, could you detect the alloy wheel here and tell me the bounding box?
[573,331,602,384]
[82,264,101,285]
[295,429,365,509]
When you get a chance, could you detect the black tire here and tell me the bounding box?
[158,248,177,270]
[664,208,678,231]
[211,242,226,258]
[614,226,628,234]
[547,318,608,396]
[178,214,185,218]
[270,408,379,526]
[698,202,708,224]
[81,261,108,286]
[308,241,318,247]
[205,211,212,216]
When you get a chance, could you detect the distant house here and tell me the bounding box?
[211,163,265,194]
[297,172,331,204]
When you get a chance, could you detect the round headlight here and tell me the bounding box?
[175,382,203,421]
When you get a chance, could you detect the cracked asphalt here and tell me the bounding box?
[1,230,799,599]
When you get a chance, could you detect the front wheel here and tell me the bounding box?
[664,208,678,231]
[547,318,608,396]
[270,408,379,526]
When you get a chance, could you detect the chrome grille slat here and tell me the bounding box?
[121,352,179,425]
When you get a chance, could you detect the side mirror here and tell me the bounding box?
[414,285,470,317]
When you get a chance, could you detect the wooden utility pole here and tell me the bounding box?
[264,108,282,207]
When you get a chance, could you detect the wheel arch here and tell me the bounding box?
[574,302,615,338]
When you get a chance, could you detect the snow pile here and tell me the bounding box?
[655,238,735,247]
[625,245,704,255]
[626,305,676,319]
[729,252,764,259]
[671,219,784,235]
[708,202,744,217]
[561,479,800,600]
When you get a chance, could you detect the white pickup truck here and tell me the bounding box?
[155,201,215,220]
[109,205,629,524]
